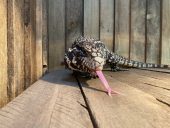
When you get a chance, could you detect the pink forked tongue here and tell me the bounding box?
[96,70,122,96]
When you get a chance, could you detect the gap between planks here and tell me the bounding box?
[77,69,170,128]
[74,75,99,128]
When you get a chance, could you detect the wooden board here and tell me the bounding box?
[140,68,170,73]
[0,0,7,107]
[146,0,160,64]
[14,0,25,95]
[106,70,170,105]
[36,0,43,78]
[24,0,32,89]
[66,0,83,49]
[161,0,170,65]
[84,0,99,39]
[48,0,65,71]
[0,70,93,128]
[115,0,130,58]
[30,0,37,83]
[7,0,25,100]
[132,68,170,82]
[42,0,48,74]
[80,71,170,128]
[100,0,114,51]
[130,0,146,62]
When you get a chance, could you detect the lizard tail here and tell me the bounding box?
[108,53,169,68]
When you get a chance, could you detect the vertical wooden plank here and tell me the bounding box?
[146,0,160,64]
[84,0,99,39]
[7,0,25,100]
[36,0,43,78]
[48,0,65,71]
[24,0,32,89]
[14,0,25,95]
[100,0,114,51]
[115,0,130,58]
[24,0,37,87]
[161,0,170,65]
[66,0,83,49]
[0,0,7,107]
[30,0,36,83]
[7,0,14,101]
[130,0,146,61]
[42,0,48,74]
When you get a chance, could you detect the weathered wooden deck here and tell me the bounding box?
[0,69,170,128]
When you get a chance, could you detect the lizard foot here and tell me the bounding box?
[107,88,124,96]
[111,67,129,72]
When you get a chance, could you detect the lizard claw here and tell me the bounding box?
[107,88,124,96]
[107,88,112,96]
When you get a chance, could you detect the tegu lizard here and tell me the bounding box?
[64,36,168,96]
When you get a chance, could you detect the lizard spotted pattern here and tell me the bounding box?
[65,36,166,74]
[64,36,168,95]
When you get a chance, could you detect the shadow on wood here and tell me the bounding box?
[0,70,93,128]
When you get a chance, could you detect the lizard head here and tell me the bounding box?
[94,57,105,71]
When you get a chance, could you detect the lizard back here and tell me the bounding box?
[64,36,168,74]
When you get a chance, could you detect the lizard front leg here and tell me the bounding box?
[110,63,128,72]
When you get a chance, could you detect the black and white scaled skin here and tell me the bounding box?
[64,36,167,77]
[65,37,107,77]
[64,36,168,96]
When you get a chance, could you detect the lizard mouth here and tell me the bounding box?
[95,66,103,71]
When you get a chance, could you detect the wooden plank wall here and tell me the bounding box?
[48,0,65,71]
[115,0,130,58]
[0,0,45,107]
[130,0,146,62]
[146,0,160,64]
[162,0,170,64]
[84,0,100,39]
[48,0,170,70]
[65,0,83,49]
[0,0,8,106]
[7,0,25,100]
[42,0,48,74]
[100,0,114,51]
[36,0,43,78]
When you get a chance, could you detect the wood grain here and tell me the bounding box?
[130,0,146,62]
[0,0,7,107]
[115,0,130,58]
[7,0,25,100]
[100,0,114,51]
[106,70,170,105]
[36,0,43,78]
[131,69,170,83]
[146,0,160,64]
[30,0,37,83]
[66,0,83,49]
[84,0,99,39]
[0,70,93,128]
[161,0,170,65]
[139,68,170,73]
[80,71,170,128]
[48,0,65,71]
[24,0,32,89]
[42,0,48,74]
